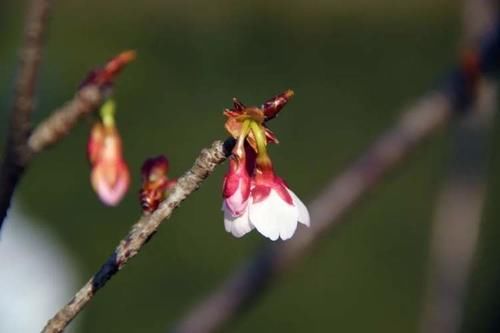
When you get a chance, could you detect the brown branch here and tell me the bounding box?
[0,0,51,226]
[28,86,103,153]
[41,140,229,333]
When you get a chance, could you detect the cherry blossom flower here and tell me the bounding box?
[247,122,309,240]
[222,91,310,240]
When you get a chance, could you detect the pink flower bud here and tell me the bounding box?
[222,146,252,217]
[88,123,130,206]
[261,89,294,121]
[221,91,309,240]
[80,50,136,90]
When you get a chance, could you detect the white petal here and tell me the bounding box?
[249,190,298,241]
[223,202,254,238]
[288,189,310,227]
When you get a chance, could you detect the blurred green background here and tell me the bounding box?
[2,0,500,332]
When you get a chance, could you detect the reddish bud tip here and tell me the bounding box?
[262,89,294,121]
[79,50,136,90]
[232,98,246,111]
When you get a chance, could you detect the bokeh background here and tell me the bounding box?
[1,0,500,332]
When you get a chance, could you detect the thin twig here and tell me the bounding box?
[172,26,500,333]
[28,86,103,153]
[42,140,230,333]
[0,0,51,227]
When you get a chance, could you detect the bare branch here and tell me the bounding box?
[42,140,229,333]
[0,0,51,227]
[28,86,103,153]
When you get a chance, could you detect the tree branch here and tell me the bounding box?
[0,0,51,227]
[42,140,230,333]
[28,86,103,153]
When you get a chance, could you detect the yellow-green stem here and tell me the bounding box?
[235,119,251,153]
[100,99,116,127]
[250,121,272,167]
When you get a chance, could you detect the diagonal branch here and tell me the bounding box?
[27,86,103,153]
[41,140,230,333]
[0,0,51,227]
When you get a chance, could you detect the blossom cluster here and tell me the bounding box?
[222,91,310,241]
[82,52,310,241]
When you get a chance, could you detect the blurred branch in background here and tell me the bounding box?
[172,16,500,333]
[419,83,495,333]
[0,0,51,228]
[419,1,498,332]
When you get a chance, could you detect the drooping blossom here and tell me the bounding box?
[88,100,130,206]
[140,155,176,213]
[222,90,310,240]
